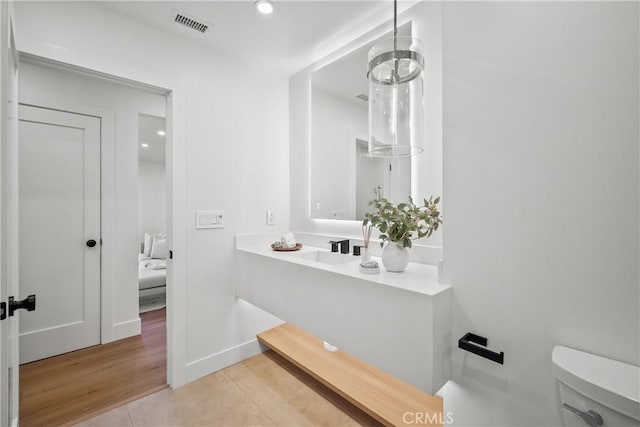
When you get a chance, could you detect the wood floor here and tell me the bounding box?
[20,308,167,427]
[77,350,382,427]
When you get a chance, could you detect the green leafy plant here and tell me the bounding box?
[363,195,442,249]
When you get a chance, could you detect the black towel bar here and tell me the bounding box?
[458,332,504,364]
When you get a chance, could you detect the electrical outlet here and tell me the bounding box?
[266,209,275,225]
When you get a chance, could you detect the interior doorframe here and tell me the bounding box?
[2,2,20,425]
[15,52,188,388]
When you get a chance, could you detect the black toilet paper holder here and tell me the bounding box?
[458,332,504,364]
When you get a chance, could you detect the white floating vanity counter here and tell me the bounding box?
[237,239,448,297]
[235,233,452,394]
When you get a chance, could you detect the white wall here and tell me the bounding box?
[19,61,166,342]
[290,1,443,250]
[440,2,639,426]
[15,1,288,385]
[138,161,166,245]
[310,87,367,220]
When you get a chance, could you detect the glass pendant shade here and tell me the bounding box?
[368,36,424,157]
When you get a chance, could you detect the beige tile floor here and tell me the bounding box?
[74,351,381,427]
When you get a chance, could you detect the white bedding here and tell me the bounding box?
[139,258,166,290]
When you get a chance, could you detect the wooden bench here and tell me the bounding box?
[257,323,443,426]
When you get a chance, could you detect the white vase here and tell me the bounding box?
[381,243,409,272]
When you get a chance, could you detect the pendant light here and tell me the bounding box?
[368,0,424,157]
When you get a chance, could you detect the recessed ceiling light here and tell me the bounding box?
[141,143,149,148]
[157,130,166,136]
[255,0,274,15]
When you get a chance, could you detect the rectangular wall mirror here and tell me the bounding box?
[310,23,412,221]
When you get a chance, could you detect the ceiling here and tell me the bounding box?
[102,1,411,75]
[139,114,166,163]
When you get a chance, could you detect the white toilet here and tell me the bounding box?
[552,346,640,426]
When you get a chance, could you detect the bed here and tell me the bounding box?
[138,232,168,312]
[138,255,166,290]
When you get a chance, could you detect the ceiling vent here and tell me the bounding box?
[355,93,369,102]
[171,9,211,34]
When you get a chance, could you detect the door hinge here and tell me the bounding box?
[0,302,6,320]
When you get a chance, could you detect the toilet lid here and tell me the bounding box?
[552,346,640,421]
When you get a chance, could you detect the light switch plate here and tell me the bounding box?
[266,210,275,225]
[196,210,224,229]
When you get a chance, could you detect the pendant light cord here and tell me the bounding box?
[393,0,398,52]
[392,0,399,84]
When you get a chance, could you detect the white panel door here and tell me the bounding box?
[18,105,100,364]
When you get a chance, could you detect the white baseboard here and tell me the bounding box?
[109,317,142,342]
[185,338,264,383]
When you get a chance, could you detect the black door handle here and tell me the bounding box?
[9,295,36,316]
[86,239,97,247]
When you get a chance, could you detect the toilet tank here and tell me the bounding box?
[552,346,639,426]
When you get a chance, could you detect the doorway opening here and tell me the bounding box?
[138,113,168,314]
[16,56,172,425]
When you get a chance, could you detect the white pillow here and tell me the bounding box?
[150,237,168,259]
[144,232,166,256]
[143,232,152,255]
